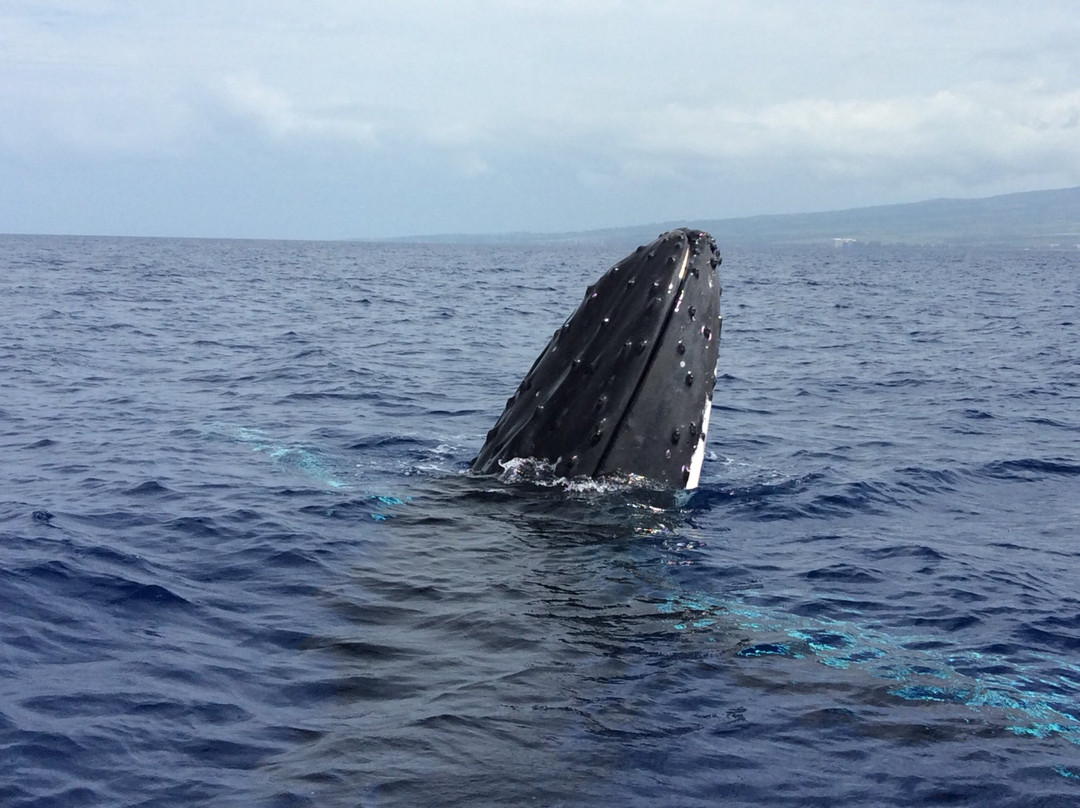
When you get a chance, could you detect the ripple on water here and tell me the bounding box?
[2,237,1079,806]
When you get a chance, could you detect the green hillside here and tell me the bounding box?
[397,186,1080,248]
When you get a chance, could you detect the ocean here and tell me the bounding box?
[1,234,1078,807]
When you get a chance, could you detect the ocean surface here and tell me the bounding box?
[1,233,1078,807]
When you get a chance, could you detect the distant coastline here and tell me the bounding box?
[388,186,1080,249]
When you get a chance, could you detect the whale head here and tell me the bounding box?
[471,228,722,489]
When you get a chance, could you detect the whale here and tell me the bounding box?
[471,228,722,489]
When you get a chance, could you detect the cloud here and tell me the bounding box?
[609,83,1080,197]
[220,73,379,146]
[3,0,1080,235]
[632,84,1080,158]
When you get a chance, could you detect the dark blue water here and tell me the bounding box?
[2,234,1078,807]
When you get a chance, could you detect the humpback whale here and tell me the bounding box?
[471,228,722,489]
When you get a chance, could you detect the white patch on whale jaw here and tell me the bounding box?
[684,393,712,490]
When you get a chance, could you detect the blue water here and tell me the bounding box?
[1,234,1078,806]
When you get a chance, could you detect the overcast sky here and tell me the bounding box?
[3,1,1079,239]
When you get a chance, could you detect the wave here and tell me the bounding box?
[695,474,904,521]
[977,457,1080,480]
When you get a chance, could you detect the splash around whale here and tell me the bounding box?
[471,228,722,489]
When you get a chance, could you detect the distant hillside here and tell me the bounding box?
[395,186,1080,248]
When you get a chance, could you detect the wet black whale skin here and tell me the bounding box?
[470,228,721,488]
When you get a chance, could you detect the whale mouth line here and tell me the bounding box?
[594,243,691,475]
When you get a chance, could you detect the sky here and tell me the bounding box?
[2,1,1079,240]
